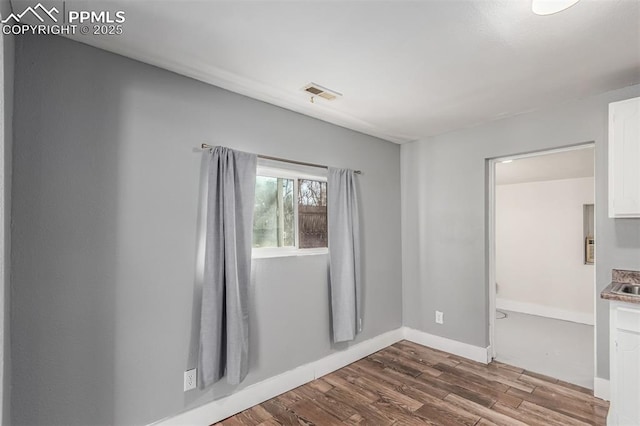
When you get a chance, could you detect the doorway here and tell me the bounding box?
[488,143,596,389]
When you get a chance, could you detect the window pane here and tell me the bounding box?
[253,176,294,248]
[298,179,327,248]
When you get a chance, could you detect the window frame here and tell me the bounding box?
[252,160,328,259]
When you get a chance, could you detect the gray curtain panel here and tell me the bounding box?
[198,146,257,387]
[328,168,362,343]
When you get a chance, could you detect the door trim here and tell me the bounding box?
[487,142,596,363]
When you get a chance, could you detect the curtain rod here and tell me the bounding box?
[200,144,362,174]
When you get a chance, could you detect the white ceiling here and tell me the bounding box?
[13,0,640,143]
[496,146,594,185]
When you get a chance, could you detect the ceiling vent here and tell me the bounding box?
[302,83,342,101]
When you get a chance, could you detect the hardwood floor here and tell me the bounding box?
[215,340,609,426]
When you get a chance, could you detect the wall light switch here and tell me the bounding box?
[435,311,444,324]
[184,368,197,392]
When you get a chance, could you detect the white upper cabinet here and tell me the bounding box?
[609,97,640,218]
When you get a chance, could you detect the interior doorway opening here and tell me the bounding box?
[488,143,596,389]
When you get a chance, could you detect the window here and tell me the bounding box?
[298,179,328,248]
[253,176,295,248]
[252,161,327,256]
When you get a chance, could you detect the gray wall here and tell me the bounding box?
[0,0,13,422]
[402,84,640,380]
[11,34,402,426]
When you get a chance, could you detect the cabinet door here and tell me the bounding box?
[615,328,640,425]
[609,97,640,218]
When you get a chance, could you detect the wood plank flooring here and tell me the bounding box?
[214,340,608,426]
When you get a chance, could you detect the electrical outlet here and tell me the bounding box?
[184,368,197,392]
[435,310,444,324]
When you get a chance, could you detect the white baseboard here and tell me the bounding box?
[152,327,491,425]
[152,328,404,426]
[593,377,610,401]
[496,298,594,326]
[402,327,491,364]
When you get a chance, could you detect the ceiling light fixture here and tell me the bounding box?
[532,0,581,15]
[501,159,513,164]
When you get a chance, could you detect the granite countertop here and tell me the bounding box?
[601,269,640,304]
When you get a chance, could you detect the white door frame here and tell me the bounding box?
[487,142,596,361]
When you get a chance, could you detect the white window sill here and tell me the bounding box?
[252,247,328,259]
